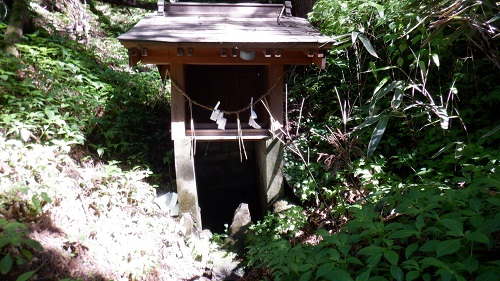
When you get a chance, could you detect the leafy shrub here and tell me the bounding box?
[246,176,500,280]
[0,219,42,279]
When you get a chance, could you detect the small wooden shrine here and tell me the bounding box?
[118,1,334,229]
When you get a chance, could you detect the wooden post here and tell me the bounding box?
[256,64,284,214]
[170,63,202,229]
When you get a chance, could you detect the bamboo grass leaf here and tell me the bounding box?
[357,33,379,58]
[367,114,389,157]
[481,124,500,138]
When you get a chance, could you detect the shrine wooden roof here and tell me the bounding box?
[118,2,335,68]
[118,2,333,49]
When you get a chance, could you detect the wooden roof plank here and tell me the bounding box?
[119,3,335,48]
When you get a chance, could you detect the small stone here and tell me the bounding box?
[225,203,251,251]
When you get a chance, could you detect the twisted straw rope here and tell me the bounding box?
[166,69,286,115]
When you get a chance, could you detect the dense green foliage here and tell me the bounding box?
[1,3,172,279]
[0,0,499,280]
[245,0,499,280]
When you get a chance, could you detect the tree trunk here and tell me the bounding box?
[3,0,31,56]
[294,0,316,18]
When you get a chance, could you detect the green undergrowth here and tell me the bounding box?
[246,179,500,281]
[244,0,499,280]
[0,3,175,278]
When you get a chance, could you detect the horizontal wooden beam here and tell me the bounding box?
[120,40,332,52]
[186,129,270,141]
[129,47,326,67]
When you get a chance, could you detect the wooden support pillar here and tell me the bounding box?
[170,63,202,229]
[256,64,284,214]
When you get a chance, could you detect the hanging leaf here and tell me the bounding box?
[418,60,427,77]
[367,2,385,18]
[370,80,399,115]
[352,31,359,44]
[357,33,379,58]
[432,53,440,68]
[0,253,13,274]
[433,105,449,129]
[16,270,37,281]
[362,66,397,73]
[367,114,389,158]
[350,115,382,137]
[372,77,390,97]
[481,124,500,138]
[431,142,461,159]
[391,82,404,109]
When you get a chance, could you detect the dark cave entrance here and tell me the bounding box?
[195,141,263,233]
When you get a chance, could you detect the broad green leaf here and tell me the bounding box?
[331,268,353,281]
[299,270,312,281]
[4,222,27,232]
[463,256,479,274]
[16,270,37,281]
[397,57,404,67]
[406,271,421,281]
[388,229,418,239]
[0,237,10,248]
[405,243,419,259]
[438,268,453,281]
[316,263,333,278]
[487,197,500,206]
[440,219,463,236]
[436,239,462,257]
[470,177,500,189]
[356,270,370,281]
[345,256,364,265]
[367,114,389,158]
[415,215,425,230]
[299,264,313,272]
[420,257,445,269]
[466,232,490,244]
[366,252,383,267]
[384,250,399,265]
[358,245,385,256]
[419,240,440,252]
[368,277,389,281]
[23,239,43,251]
[469,198,482,213]
[326,248,341,261]
[20,249,33,259]
[41,192,52,203]
[402,259,419,271]
[390,265,404,281]
[0,253,13,274]
[476,271,499,281]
